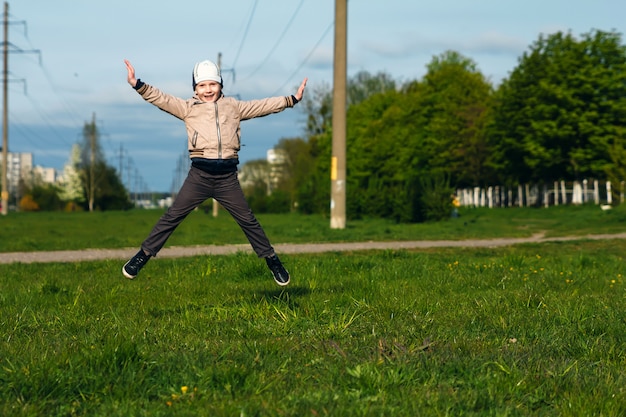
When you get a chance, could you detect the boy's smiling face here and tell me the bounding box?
[195,81,222,102]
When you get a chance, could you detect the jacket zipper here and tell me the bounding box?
[214,102,222,159]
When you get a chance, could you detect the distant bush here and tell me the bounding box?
[19,195,39,212]
[417,174,454,222]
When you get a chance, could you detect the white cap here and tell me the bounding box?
[192,60,223,89]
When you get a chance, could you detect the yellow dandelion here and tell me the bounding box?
[181,386,188,395]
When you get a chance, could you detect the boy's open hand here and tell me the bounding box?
[124,59,137,88]
[295,77,308,102]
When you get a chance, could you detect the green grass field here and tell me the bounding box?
[1,206,625,416]
[1,204,626,252]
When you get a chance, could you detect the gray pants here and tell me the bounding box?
[140,167,274,258]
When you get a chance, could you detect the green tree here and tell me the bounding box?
[347,71,396,106]
[340,51,492,221]
[270,71,398,216]
[302,82,333,137]
[274,137,315,211]
[240,159,271,195]
[416,51,494,186]
[295,130,331,215]
[29,183,64,211]
[59,144,86,204]
[78,115,131,211]
[93,163,133,211]
[240,159,271,213]
[301,71,397,137]
[17,167,64,211]
[19,177,64,211]
[491,30,626,184]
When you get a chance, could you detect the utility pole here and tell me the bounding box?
[89,113,96,212]
[330,0,347,229]
[2,2,8,215]
[118,143,124,187]
[1,2,40,215]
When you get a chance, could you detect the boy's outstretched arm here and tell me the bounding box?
[124,59,138,88]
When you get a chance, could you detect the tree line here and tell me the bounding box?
[18,29,626,221]
[20,117,131,212]
[243,29,626,222]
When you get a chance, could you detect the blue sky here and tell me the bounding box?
[9,0,624,192]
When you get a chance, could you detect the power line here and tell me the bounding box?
[8,111,55,150]
[231,0,258,70]
[36,62,84,127]
[271,20,334,95]
[8,7,152,197]
[11,9,84,128]
[239,0,305,82]
[21,92,73,147]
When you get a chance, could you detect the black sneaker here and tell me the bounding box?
[266,254,290,286]
[122,249,151,279]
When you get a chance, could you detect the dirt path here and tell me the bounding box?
[2,232,626,264]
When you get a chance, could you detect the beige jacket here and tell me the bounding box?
[135,83,297,160]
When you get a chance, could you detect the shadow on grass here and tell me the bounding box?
[257,285,311,300]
